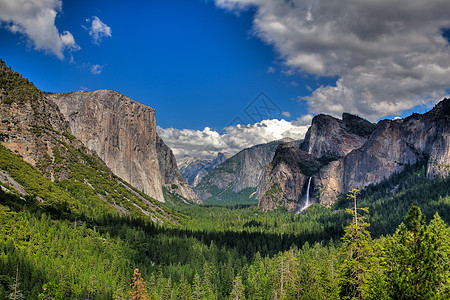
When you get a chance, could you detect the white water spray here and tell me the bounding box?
[301,177,312,212]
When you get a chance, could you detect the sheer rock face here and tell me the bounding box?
[257,145,311,212]
[233,143,281,192]
[156,136,202,203]
[194,140,284,201]
[258,99,450,210]
[178,157,213,187]
[49,90,199,203]
[300,113,374,158]
[425,100,450,178]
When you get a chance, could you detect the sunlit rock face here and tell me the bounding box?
[258,99,450,210]
[301,113,374,159]
[194,140,291,202]
[50,90,200,203]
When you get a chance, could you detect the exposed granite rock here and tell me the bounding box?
[178,157,212,187]
[426,99,450,178]
[194,140,287,202]
[314,160,344,207]
[49,90,200,203]
[340,115,436,193]
[234,142,282,191]
[49,90,165,201]
[259,99,450,210]
[156,135,202,203]
[0,61,188,223]
[0,61,78,177]
[257,144,313,212]
[300,113,373,158]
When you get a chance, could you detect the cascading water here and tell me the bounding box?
[301,177,312,211]
[295,177,312,214]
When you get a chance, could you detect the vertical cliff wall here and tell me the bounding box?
[258,100,450,210]
[49,90,199,203]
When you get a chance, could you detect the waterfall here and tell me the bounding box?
[301,177,312,211]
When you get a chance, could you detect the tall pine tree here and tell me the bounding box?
[338,189,374,300]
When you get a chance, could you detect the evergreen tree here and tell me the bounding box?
[9,264,24,300]
[230,275,245,300]
[191,273,202,300]
[386,205,450,299]
[427,213,450,297]
[338,189,373,300]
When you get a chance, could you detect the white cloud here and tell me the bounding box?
[85,16,111,45]
[0,0,79,59]
[293,114,313,126]
[157,119,309,159]
[281,111,291,118]
[90,64,103,75]
[215,0,450,121]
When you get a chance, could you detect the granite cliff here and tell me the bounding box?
[194,138,296,203]
[258,101,450,211]
[257,144,317,212]
[48,90,200,203]
[300,113,375,159]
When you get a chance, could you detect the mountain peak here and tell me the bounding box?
[342,112,376,138]
[425,98,450,118]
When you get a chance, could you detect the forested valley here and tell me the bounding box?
[1,142,449,299]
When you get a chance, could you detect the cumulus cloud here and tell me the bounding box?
[90,64,104,75]
[85,16,111,45]
[0,0,79,59]
[215,0,450,121]
[158,119,310,159]
[293,114,313,126]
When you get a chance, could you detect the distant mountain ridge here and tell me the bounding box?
[178,152,231,187]
[258,101,450,211]
[193,138,300,203]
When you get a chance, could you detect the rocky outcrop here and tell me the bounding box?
[425,100,450,178]
[258,100,450,210]
[257,145,315,211]
[156,136,202,203]
[194,139,295,202]
[49,90,200,203]
[0,61,77,173]
[300,113,374,158]
[178,152,231,187]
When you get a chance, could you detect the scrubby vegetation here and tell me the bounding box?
[0,60,43,105]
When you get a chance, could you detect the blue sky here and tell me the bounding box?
[0,0,328,130]
[1,0,450,158]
